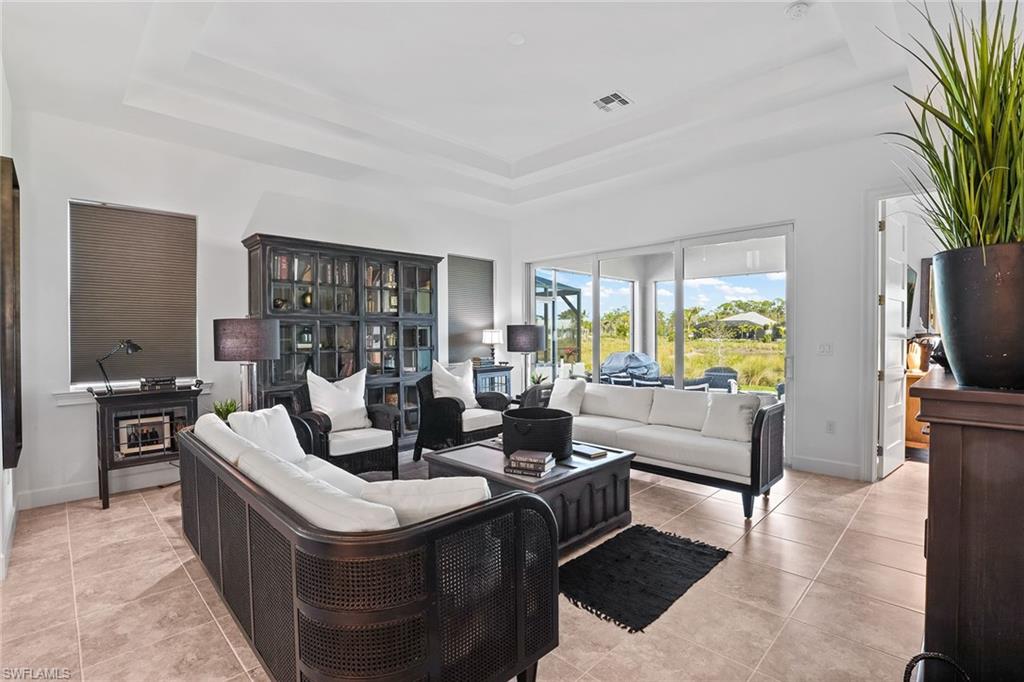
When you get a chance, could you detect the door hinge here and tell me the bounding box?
[876,444,883,457]
[878,369,885,381]
[878,294,885,306]
[878,219,886,232]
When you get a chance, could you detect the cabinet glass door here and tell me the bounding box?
[367,384,400,410]
[366,323,399,377]
[274,323,314,383]
[402,324,434,375]
[365,260,399,315]
[403,384,419,431]
[402,264,433,315]
[270,250,316,314]
[319,256,356,314]
[318,322,358,379]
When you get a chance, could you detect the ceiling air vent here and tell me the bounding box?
[593,92,632,113]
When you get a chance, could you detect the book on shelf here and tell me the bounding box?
[573,444,608,459]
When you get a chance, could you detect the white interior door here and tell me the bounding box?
[877,206,908,478]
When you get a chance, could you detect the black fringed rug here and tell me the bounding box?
[559,525,729,633]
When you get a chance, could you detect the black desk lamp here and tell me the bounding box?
[214,319,280,411]
[506,324,544,393]
[96,339,143,394]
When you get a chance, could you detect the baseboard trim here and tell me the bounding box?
[16,463,181,510]
[787,455,865,481]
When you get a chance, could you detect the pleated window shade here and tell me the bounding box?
[69,202,197,384]
[447,255,494,362]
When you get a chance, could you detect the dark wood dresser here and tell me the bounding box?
[910,368,1024,680]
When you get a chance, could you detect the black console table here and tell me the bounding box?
[473,364,513,396]
[93,387,201,508]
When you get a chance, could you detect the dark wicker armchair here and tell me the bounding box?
[413,374,510,460]
[519,383,553,408]
[178,430,559,682]
[283,383,400,479]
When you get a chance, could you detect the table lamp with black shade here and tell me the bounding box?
[214,319,280,412]
[95,339,143,395]
[506,324,544,393]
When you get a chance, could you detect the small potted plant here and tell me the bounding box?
[213,399,239,421]
[889,1,1024,388]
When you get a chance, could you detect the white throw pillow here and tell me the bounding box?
[237,447,398,532]
[307,369,371,431]
[193,413,257,466]
[701,393,761,443]
[432,360,479,408]
[548,378,586,416]
[361,477,491,525]
[648,388,710,431]
[228,404,306,464]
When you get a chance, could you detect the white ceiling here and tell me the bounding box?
[2,2,950,216]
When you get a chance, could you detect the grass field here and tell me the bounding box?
[565,335,785,392]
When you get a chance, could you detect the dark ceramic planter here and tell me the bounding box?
[933,242,1024,389]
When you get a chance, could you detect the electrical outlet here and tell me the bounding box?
[825,420,836,435]
[817,342,834,356]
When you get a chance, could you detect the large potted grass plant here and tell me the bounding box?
[890,0,1024,389]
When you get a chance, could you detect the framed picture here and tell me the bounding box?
[116,414,171,457]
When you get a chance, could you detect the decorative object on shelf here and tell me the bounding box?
[888,0,1024,389]
[93,386,201,508]
[140,376,176,392]
[95,339,143,394]
[1,156,22,470]
[506,323,544,393]
[213,318,280,411]
[244,234,442,447]
[482,328,503,362]
[502,407,574,460]
[213,398,239,421]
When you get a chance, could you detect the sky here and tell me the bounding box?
[548,270,786,316]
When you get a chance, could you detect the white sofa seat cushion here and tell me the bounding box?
[572,415,645,449]
[194,413,257,466]
[648,388,710,431]
[617,425,752,480]
[701,393,761,443]
[307,369,371,431]
[237,447,399,532]
[462,408,502,433]
[295,455,367,497]
[548,378,586,416]
[328,428,393,456]
[432,360,479,408]
[580,383,654,423]
[228,405,306,463]
[361,477,491,525]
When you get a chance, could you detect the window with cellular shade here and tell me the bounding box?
[447,255,494,363]
[69,202,197,384]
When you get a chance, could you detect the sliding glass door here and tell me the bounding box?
[534,262,593,382]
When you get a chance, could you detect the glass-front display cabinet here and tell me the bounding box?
[244,233,442,446]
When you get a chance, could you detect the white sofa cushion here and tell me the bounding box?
[548,378,586,416]
[648,388,709,432]
[361,477,491,525]
[432,360,479,408]
[617,425,752,481]
[572,414,645,448]
[701,393,761,443]
[295,455,367,497]
[228,405,305,463]
[237,447,399,532]
[307,369,371,431]
[580,383,654,423]
[462,408,502,433]
[194,413,256,466]
[328,428,393,456]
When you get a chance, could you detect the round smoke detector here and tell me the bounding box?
[507,32,527,47]
[786,2,810,21]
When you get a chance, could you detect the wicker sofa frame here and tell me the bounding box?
[178,429,559,682]
[412,374,510,460]
[522,384,785,517]
[282,383,400,479]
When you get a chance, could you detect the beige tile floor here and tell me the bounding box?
[0,457,928,681]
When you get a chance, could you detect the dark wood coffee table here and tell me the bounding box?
[425,442,634,554]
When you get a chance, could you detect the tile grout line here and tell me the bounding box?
[143,487,252,678]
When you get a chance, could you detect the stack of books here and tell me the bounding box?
[504,450,554,478]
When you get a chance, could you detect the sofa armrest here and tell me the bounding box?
[298,409,332,434]
[289,415,315,455]
[476,391,511,411]
[366,404,401,434]
[751,402,785,492]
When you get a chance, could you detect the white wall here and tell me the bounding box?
[12,110,511,509]
[0,13,18,578]
[511,136,905,480]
